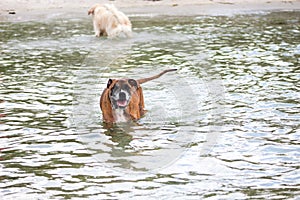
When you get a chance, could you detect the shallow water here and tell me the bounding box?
[1,11,299,199]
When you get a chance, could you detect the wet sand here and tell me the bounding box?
[1,0,300,21]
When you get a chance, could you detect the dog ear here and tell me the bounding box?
[107,79,113,88]
[128,79,138,89]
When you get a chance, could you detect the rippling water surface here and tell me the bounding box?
[1,11,299,199]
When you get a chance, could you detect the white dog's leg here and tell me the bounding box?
[107,26,121,39]
[93,21,101,37]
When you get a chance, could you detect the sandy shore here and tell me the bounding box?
[1,0,300,21]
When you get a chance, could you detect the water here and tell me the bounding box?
[1,11,299,199]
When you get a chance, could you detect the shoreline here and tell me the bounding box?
[1,0,300,21]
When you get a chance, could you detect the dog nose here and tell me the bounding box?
[119,92,126,100]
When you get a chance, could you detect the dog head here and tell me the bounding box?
[107,78,139,110]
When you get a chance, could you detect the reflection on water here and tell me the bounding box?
[1,11,299,199]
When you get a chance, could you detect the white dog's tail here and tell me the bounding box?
[105,4,132,38]
[104,4,119,18]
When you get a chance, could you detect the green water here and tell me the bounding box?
[0,11,299,199]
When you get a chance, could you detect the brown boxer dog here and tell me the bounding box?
[100,69,177,123]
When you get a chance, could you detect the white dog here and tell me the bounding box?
[88,4,132,39]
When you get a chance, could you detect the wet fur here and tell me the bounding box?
[100,69,177,123]
[88,4,132,38]
[100,79,145,123]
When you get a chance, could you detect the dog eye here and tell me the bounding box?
[123,84,130,91]
[112,85,119,91]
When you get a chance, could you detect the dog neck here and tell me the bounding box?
[112,109,130,122]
